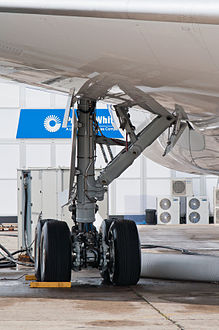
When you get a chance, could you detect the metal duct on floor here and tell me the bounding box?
[141,253,219,282]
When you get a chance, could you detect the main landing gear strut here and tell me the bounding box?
[34,78,177,285]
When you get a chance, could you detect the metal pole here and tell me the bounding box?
[76,98,96,223]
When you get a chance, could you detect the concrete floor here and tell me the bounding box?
[1,225,219,330]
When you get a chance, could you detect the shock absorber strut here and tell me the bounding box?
[76,98,97,224]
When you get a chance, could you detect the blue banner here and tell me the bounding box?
[16,108,123,139]
[96,108,123,139]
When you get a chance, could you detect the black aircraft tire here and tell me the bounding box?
[108,219,141,286]
[40,220,72,282]
[99,219,114,282]
[34,219,49,281]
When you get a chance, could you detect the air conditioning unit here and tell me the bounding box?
[213,187,219,224]
[186,196,209,225]
[171,179,193,197]
[157,196,180,225]
[17,168,73,254]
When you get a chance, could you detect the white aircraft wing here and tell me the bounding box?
[0,1,219,175]
[1,0,219,25]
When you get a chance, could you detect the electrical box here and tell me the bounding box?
[186,196,209,225]
[17,168,72,253]
[157,196,180,225]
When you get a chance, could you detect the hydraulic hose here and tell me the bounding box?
[23,176,34,263]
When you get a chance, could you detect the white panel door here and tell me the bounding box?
[146,158,171,178]
[0,109,20,139]
[0,180,17,215]
[26,144,51,167]
[0,144,19,178]
[114,179,141,215]
[0,83,20,108]
[25,88,51,108]
[56,143,71,167]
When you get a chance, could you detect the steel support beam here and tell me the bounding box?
[97,114,175,186]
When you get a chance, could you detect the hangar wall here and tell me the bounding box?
[0,80,217,220]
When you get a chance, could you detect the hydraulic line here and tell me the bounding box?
[141,244,219,257]
[0,250,34,267]
[0,274,26,281]
[0,243,15,260]
[0,262,16,268]
[0,242,34,268]
[0,233,17,237]
[23,181,34,263]
[0,248,27,262]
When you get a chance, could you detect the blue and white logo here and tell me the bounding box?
[16,109,72,139]
[44,115,61,133]
[16,107,123,139]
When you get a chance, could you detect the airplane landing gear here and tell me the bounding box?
[34,77,177,285]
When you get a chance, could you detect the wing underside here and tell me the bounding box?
[1,0,219,25]
[0,2,219,174]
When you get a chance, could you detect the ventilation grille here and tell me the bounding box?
[160,198,171,210]
[157,196,180,225]
[172,180,186,194]
[189,198,200,210]
[188,211,201,224]
[172,179,193,197]
[187,196,209,225]
[160,212,171,224]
